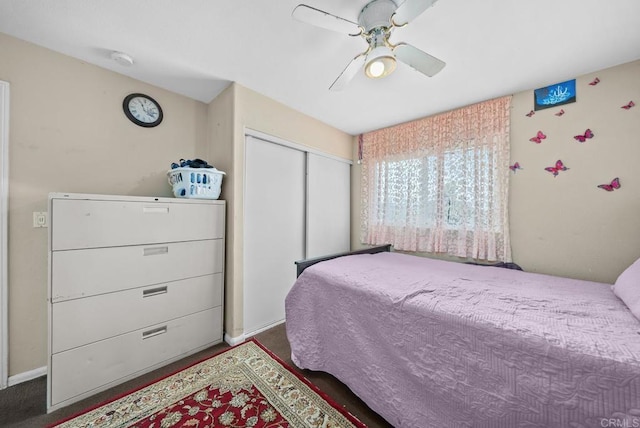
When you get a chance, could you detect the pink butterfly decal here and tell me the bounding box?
[544,160,569,177]
[554,109,565,116]
[525,110,535,117]
[509,162,522,173]
[573,129,594,143]
[597,177,621,192]
[529,131,546,144]
[621,101,635,110]
[588,77,600,86]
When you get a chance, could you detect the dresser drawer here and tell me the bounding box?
[51,239,223,302]
[51,273,222,354]
[50,306,223,407]
[51,198,225,250]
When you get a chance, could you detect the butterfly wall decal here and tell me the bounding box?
[573,129,594,143]
[544,160,569,177]
[597,177,621,192]
[621,101,635,110]
[525,110,535,117]
[509,162,522,173]
[529,131,546,144]
[554,109,565,116]
[588,77,600,86]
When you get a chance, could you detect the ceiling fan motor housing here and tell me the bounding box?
[358,0,399,33]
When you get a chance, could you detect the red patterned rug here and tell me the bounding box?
[50,339,365,428]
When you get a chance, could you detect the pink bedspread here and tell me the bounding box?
[285,252,640,428]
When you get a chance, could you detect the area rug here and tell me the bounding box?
[50,339,365,428]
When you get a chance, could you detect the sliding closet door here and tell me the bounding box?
[306,153,350,258]
[244,136,305,335]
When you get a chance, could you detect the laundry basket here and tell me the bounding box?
[167,167,225,199]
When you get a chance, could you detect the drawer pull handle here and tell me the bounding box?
[143,206,169,214]
[143,286,168,298]
[143,246,169,256]
[142,326,167,339]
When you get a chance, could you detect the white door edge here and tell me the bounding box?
[0,80,10,390]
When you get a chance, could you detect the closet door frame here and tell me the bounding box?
[0,81,9,390]
[245,129,351,165]
[245,128,352,257]
[242,128,351,338]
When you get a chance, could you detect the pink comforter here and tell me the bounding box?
[285,252,640,428]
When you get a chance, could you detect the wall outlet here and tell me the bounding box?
[33,212,48,228]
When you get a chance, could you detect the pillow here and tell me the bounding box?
[613,257,640,320]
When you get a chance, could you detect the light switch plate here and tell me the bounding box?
[33,212,48,228]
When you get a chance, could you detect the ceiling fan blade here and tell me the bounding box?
[393,43,445,77]
[292,4,362,36]
[392,0,438,26]
[329,53,367,91]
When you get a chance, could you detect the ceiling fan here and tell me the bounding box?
[292,0,446,91]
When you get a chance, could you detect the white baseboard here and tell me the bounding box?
[4,322,286,387]
[224,332,245,346]
[244,320,286,340]
[225,320,286,346]
[8,366,46,387]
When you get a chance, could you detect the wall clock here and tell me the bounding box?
[122,93,163,127]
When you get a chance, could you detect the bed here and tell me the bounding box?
[285,248,640,428]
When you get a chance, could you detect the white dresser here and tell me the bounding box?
[47,193,225,412]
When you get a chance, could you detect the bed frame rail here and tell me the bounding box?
[294,244,392,277]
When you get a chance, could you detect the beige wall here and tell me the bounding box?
[510,60,640,283]
[0,33,210,376]
[0,32,353,376]
[206,85,235,339]
[352,59,640,284]
[223,84,353,339]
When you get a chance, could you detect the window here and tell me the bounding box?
[361,96,511,261]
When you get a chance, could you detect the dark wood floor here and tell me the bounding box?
[0,323,393,427]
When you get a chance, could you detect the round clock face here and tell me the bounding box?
[123,93,163,127]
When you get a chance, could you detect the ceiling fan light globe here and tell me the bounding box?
[365,46,397,79]
[368,60,386,77]
[365,56,396,78]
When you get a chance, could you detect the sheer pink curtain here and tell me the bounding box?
[361,96,512,261]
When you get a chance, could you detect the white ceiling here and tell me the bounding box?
[1,0,639,135]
